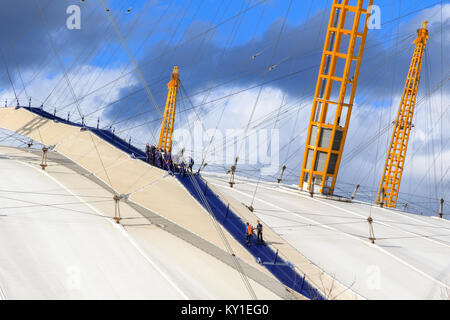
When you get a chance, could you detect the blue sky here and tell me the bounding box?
[91,0,446,66]
[0,0,448,214]
[67,0,441,65]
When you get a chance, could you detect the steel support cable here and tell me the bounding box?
[384,0,403,167]
[12,21,101,110]
[53,29,393,117]
[198,0,255,116]
[13,59,29,102]
[355,44,413,183]
[129,0,230,150]
[52,21,339,122]
[258,0,314,178]
[183,93,310,167]
[0,0,53,57]
[46,2,185,113]
[407,47,433,205]
[100,0,162,119]
[79,57,309,130]
[0,199,113,211]
[0,188,111,199]
[33,0,84,120]
[195,23,434,125]
[50,0,269,114]
[0,131,30,146]
[91,0,196,143]
[2,0,426,110]
[239,179,450,246]
[40,1,115,109]
[106,0,201,141]
[249,47,304,207]
[3,52,51,107]
[341,76,449,165]
[206,190,310,300]
[167,0,255,167]
[125,173,170,198]
[339,42,417,166]
[211,90,315,172]
[70,0,225,125]
[194,0,251,112]
[198,0,290,171]
[0,193,110,218]
[112,65,318,136]
[236,0,293,171]
[351,17,408,194]
[98,0,195,140]
[72,76,167,124]
[88,149,138,178]
[380,1,443,27]
[50,27,131,117]
[186,172,257,299]
[51,3,124,103]
[0,3,73,105]
[22,2,98,143]
[425,48,439,200]
[61,23,415,114]
[171,0,228,90]
[89,0,176,128]
[86,131,115,190]
[334,178,447,204]
[0,49,18,104]
[356,75,449,189]
[371,24,397,194]
[440,0,444,196]
[210,1,293,202]
[242,98,309,134]
[103,0,192,130]
[410,135,450,200]
[78,0,163,127]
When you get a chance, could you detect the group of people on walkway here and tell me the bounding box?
[145,143,194,177]
[245,220,264,246]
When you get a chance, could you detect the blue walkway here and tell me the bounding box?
[21,106,323,299]
[179,175,323,299]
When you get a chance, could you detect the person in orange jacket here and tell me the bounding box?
[245,222,253,245]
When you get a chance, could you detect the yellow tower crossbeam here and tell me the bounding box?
[158,66,180,153]
[377,21,429,208]
[299,0,373,195]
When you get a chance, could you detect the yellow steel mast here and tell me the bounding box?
[158,66,180,153]
[299,0,373,195]
[377,21,429,208]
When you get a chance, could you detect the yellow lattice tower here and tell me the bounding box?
[377,21,429,208]
[158,66,180,153]
[299,0,373,195]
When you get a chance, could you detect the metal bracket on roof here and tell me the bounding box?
[114,193,129,202]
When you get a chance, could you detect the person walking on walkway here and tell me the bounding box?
[145,143,151,163]
[187,157,194,174]
[179,161,186,177]
[245,222,253,246]
[150,145,156,165]
[256,220,264,244]
[155,150,162,168]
